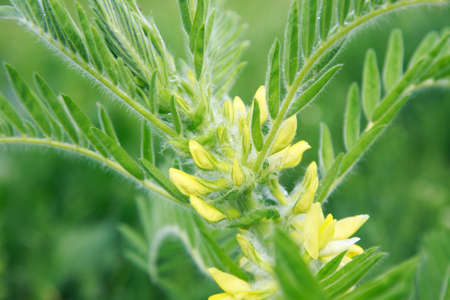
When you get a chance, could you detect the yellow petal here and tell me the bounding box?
[293,162,319,213]
[233,96,247,119]
[334,215,369,240]
[346,244,364,258]
[189,140,216,170]
[319,214,336,249]
[169,168,212,196]
[271,115,297,154]
[232,158,245,186]
[303,203,324,259]
[208,268,251,293]
[222,100,234,122]
[209,293,234,300]
[281,140,311,169]
[253,86,268,124]
[190,195,226,222]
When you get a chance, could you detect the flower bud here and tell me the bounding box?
[208,268,251,293]
[271,115,297,154]
[233,96,246,119]
[189,195,226,222]
[217,127,234,158]
[236,233,272,272]
[239,117,251,159]
[189,140,216,170]
[232,158,245,186]
[346,244,364,258]
[222,99,234,122]
[169,168,213,196]
[253,86,268,124]
[281,140,311,169]
[293,162,319,214]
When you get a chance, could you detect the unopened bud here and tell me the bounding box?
[233,96,247,119]
[222,100,234,122]
[253,86,268,124]
[239,117,252,159]
[236,234,272,273]
[293,162,319,214]
[169,168,213,196]
[232,158,245,186]
[189,140,216,170]
[190,195,226,222]
[271,115,297,154]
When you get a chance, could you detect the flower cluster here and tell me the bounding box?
[168,86,369,299]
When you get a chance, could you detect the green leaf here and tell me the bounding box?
[91,127,145,180]
[170,96,182,134]
[140,158,187,202]
[6,64,53,137]
[92,26,118,83]
[306,39,345,81]
[0,5,19,19]
[316,251,347,281]
[141,121,154,164]
[119,224,147,256]
[194,24,205,78]
[76,2,103,72]
[319,0,333,40]
[287,64,342,118]
[338,0,351,26]
[362,49,381,121]
[376,94,410,128]
[315,153,344,203]
[344,83,361,151]
[97,104,120,144]
[355,0,365,16]
[301,0,318,58]
[372,58,427,122]
[319,123,335,175]
[284,0,300,84]
[251,100,263,151]
[190,0,205,51]
[274,229,325,300]
[0,92,27,135]
[338,125,384,179]
[34,73,80,144]
[383,29,404,92]
[49,0,89,62]
[177,0,192,34]
[339,257,418,300]
[266,39,281,119]
[408,31,439,70]
[62,95,107,156]
[321,248,386,298]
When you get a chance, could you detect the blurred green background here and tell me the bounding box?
[0,0,449,299]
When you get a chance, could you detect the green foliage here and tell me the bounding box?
[0,0,449,299]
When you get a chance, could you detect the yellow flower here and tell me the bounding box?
[293,203,368,262]
[189,140,217,170]
[190,195,226,223]
[208,268,275,300]
[270,115,297,154]
[169,168,213,196]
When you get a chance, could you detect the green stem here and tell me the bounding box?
[0,136,188,207]
[253,0,444,174]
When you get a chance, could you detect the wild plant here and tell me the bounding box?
[0,0,449,299]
